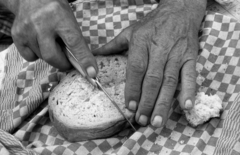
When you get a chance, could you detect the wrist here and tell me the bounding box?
[157,0,207,26]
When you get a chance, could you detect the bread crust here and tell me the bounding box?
[49,108,128,142]
[48,55,134,142]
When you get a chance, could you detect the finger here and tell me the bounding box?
[12,27,38,61]
[92,29,130,56]
[179,59,196,110]
[27,35,42,59]
[57,19,98,78]
[14,41,38,62]
[38,35,71,71]
[135,47,166,126]
[151,59,179,128]
[125,40,148,115]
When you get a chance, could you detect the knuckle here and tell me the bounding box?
[47,1,62,12]
[128,57,147,74]
[156,99,170,110]
[11,26,22,39]
[185,72,196,83]
[163,73,178,87]
[74,49,92,63]
[30,2,62,30]
[65,32,81,48]
[30,2,62,25]
[145,73,162,87]
[139,100,154,113]
[29,12,38,23]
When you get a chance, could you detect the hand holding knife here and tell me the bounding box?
[64,46,97,86]
[64,46,136,131]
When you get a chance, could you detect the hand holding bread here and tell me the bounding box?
[49,56,135,142]
[49,55,223,142]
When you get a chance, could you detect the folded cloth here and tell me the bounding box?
[0,0,240,155]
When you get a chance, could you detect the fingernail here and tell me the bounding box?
[139,115,148,126]
[185,99,193,109]
[86,66,96,78]
[152,116,162,128]
[129,101,137,111]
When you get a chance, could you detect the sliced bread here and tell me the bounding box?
[48,55,134,142]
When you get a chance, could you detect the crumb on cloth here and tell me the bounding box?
[185,92,223,127]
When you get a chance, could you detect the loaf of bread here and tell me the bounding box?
[48,55,134,142]
[185,92,223,127]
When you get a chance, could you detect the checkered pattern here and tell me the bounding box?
[75,0,157,50]
[0,0,240,155]
[113,12,240,155]
[0,129,37,155]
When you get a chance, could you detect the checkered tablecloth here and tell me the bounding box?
[1,0,240,155]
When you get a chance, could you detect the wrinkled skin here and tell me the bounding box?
[0,0,207,128]
[93,0,207,127]
[9,0,98,76]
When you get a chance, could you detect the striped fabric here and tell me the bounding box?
[215,93,240,154]
[0,129,37,155]
[0,45,53,132]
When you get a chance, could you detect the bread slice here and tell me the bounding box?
[48,55,134,142]
[185,92,223,127]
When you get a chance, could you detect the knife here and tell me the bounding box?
[93,77,136,131]
[64,46,136,131]
[64,46,97,87]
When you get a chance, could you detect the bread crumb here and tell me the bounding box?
[185,92,223,127]
[179,140,184,145]
[155,135,162,145]
[197,75,205,85]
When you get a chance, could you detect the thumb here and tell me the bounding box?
[92,28,131,56]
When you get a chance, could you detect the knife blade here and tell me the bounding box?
[64,46,136,131]
[65,46,97,87]
[93,77,136,131]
